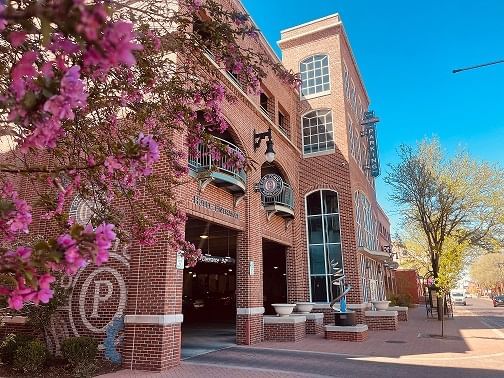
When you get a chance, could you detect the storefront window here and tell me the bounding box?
[306,190,343,302]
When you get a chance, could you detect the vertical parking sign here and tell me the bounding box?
[361,111,380,177]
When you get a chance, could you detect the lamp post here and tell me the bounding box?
[452,59,504,74]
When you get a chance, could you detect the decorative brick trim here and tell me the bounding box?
[236,307,265,315]
[124,314,183,325]
[0,316,27,324]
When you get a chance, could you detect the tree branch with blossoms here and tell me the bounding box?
[0,0,299,311]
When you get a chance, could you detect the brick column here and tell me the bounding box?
[236,170,264,345]
[122,236,184,371]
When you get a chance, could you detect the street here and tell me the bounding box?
[461,297,504,332]
[103,299,504,378]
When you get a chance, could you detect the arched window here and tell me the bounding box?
[305,190,343,302]
[300,54,330,97]
[354,192,379,252]
[302,109,334,155]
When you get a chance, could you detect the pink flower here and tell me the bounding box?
[38,274,55,290]
[57,233,76,249]
[9,31,27,47]
[16,247,32,262]
[35,288,53,304]
[10,51,38,100]
[43,66,87,120]
[0,5,6,32]
[83,21,143,75]
[8,295,24,311]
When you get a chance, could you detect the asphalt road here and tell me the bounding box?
[182,298,504,378]
[457,296,504,332]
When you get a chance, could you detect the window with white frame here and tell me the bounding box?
[302,109,334,155]
[343,62,350,99]
[350,80,357,111]
[300,54,330,97]
[306,190,343,302]
[354,191,379,252]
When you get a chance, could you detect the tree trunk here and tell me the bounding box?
[440,294,445,337]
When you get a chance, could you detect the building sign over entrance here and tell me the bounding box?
[361,111,380,177]
[200,255,235,265]
[258,174,284,197]
[192,196,239,220]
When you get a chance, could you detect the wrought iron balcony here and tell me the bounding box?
[188,136,247,193]
[261,182,294,218]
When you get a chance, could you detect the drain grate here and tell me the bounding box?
[384,340,407,344]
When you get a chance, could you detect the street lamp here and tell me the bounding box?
[253,127,275,163]
[452,59,504,74]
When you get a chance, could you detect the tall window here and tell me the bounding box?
[354,192,379,252]
[300,54,330,97]
[306,190,343,302]
[302,109,334,155]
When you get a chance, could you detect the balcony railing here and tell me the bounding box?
[261,182,294,217]
[188,136,247,192]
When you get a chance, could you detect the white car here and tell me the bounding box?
[451,291,467,305]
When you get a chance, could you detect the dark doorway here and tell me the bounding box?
[263,240,287,315]
[182,218,237,359]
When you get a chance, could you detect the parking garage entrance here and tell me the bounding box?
[181,217,237,359]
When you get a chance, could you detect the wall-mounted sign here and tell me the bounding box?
[200,255,235,265]
[258,174,284,197]
[176,251,185,270]
[192,196,239,220]
[361,111,380,177]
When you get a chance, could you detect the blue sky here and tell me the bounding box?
[242,0,504,233]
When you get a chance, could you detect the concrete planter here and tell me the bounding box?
[295,302,315,314]
[371,300,390,311]
[272,303,296,317]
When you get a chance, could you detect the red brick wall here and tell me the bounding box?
[396,270,422,304]
[305,318,324,335]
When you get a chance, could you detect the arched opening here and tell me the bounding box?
[259,162,294,218]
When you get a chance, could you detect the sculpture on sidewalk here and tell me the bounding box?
[329,260,352,312]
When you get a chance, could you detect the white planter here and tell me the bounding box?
[272,303,296,317]
[372,300,391,311]
[295,302,315,314]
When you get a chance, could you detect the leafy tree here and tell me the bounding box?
[470,253,504,294]
[0,0,298,310]
[386,139,504,319]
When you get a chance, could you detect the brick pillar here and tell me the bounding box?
[236,170,264,345]
[287,186,309,303]
[122,235,184,371]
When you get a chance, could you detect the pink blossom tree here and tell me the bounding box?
[0,0,298,310]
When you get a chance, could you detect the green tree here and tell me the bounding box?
[470,253,504,294]
[386,139,504,320]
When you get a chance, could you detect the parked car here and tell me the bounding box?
[493,295,504,307]
[451,291,467,306]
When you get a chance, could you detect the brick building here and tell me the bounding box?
[1,2,394,372]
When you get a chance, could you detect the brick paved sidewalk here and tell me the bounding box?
[100,306,504,377]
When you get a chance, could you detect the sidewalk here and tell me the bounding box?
[100,306,504,377]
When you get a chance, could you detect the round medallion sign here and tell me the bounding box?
[258,174,284,197]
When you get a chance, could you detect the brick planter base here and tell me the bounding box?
[364,310,399,330]
[263,316,306,342]
[389,306,408,321]
[291,313,324,335]
[313,303,370,325]
[324,324,368,342]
